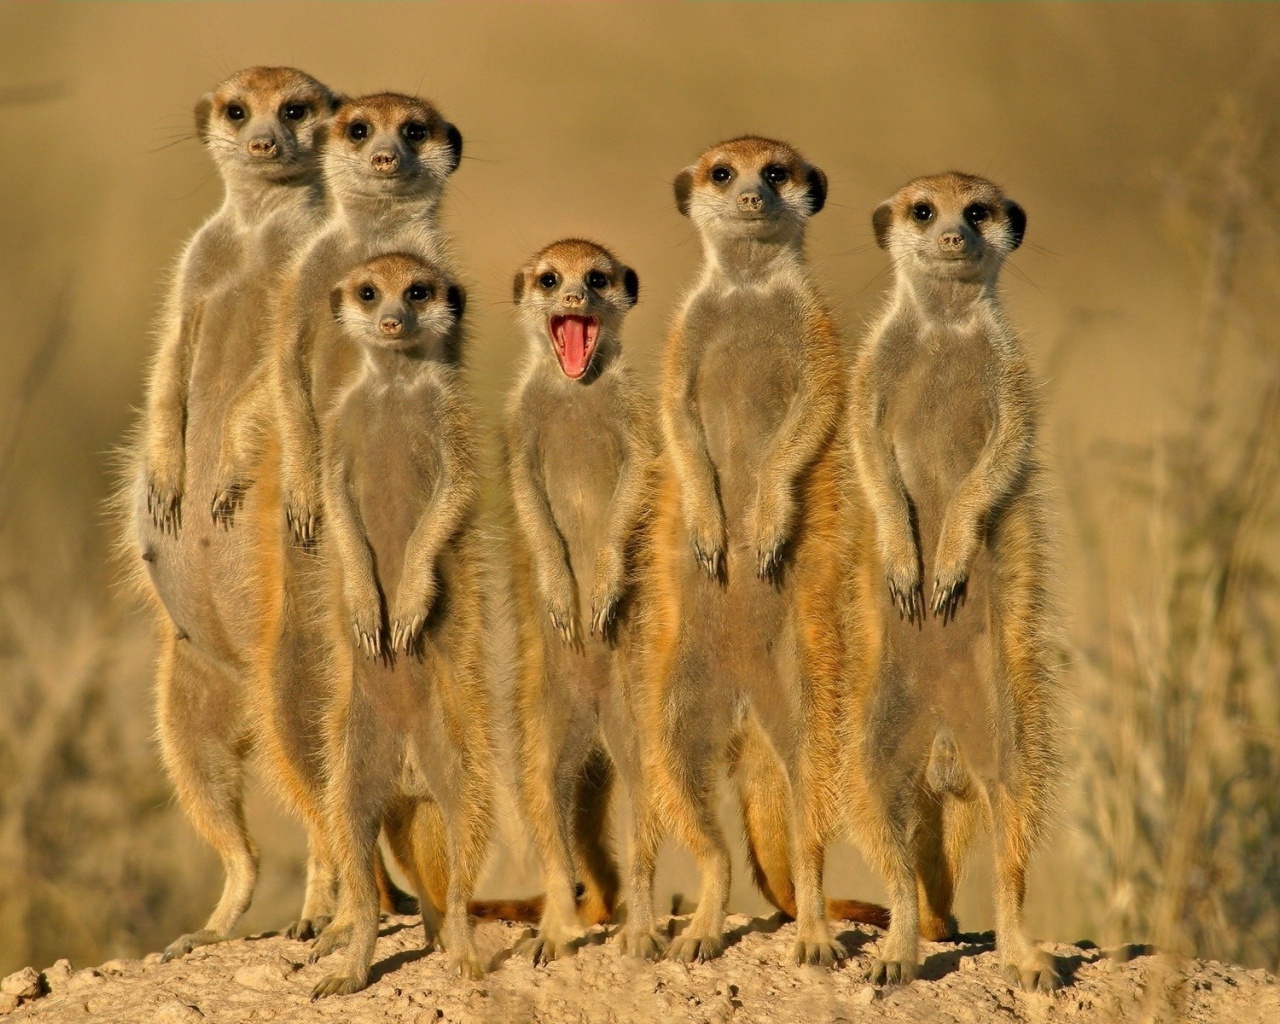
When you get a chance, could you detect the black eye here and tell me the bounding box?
[402,122,429,143]
[764,164,789,185]
[912,202,934,223]
[538,272,558,290]
[358,286,376,302]
[710,165,732,184]
[964,203,990,227]
[283,103,307,121]
[406,283,431,302]
[586,270,609,290]
[347,121,369,141]
[225,104,246,122]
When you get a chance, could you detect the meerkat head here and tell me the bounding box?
[331,253,466,363]
[873,172,1026,285]
[324,93,462,205]
[673,136,827,245]
[512,239,639,382]
[194,66,339,184]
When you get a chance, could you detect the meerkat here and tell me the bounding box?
[845,172,1062,990]
[123,66,343,961]
[631,136,886,966]
[203,91,465,940]
[307,252,494,997]
[501,238,660,963]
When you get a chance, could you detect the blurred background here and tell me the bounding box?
[1,1,1277,979]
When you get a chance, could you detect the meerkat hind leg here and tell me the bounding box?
[518,722,593,964]
[866,792,921,986]
[992,786,1061,992]
[572,745,621,926]
[157,638,259,961]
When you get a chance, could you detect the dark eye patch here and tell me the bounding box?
[406,283,431,302]
[586,270,609,290]
[710,165,732,184]
[912,202,934,223]
[358,285,377,302]
[347,121,369,141]
[225,103,246,122]
[538,272,558,290]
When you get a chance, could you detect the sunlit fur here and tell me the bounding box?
[630,137,886,967]
[111,67,347,963]
[198,91,467,943]
[309,253,494,997]
[845,172,1064,991]
[501,239,659,963]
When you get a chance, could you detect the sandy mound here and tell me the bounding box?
[2,914,1275,1023]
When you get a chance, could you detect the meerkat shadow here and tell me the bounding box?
[918,931,996,981]
[366,945,431,985]
[832,926,881,958]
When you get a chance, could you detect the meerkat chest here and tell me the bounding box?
[338,383,443,581]
[539,385,627,540]
[886,329,997,500]
[686,287,803,498]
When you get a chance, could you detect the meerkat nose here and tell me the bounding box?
[939,231,965,251]
[379,316,403,336]
[248,136,278,157]
[562,291,585,307]
[737,192,763,212]
[370,150,399,173]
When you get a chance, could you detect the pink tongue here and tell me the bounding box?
[561,317,588,376]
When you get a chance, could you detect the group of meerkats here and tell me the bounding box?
[122,65,1063,1000]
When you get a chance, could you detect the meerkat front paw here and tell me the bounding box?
[543,573,581,647]
[210,478,249,529]
[390,584,436,654]
[686,503,726,580]
[747,487,794,578]
[282,472,320,547]
[883,542,924,626]
[589,550,626,637]
[310,973,367,1000]
[346,584,385,659]
[931,513,979,623]
[146,451,185,536]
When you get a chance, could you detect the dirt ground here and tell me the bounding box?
[2,913,1275,1024]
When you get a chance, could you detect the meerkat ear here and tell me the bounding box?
[673,167,696,217]
[444,123,463,174]
[447,284,466,321]
[194,93,215,142]
[1003,200,1027,251]
[329,287,344,321]
[511,270,526,305]
[872,202,895,250]
[806,166,828,215]
[328,92,347,114]
[622,267,639,306]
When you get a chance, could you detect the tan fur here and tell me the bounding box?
[307,254,495,997]
[210,93,465,940]
[845,172,1063,990]
[119,67,342,961]
[501,239,658,963]
[631,137,884,966]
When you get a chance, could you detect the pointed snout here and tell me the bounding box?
[737,191,764,213]
[378,314,404,337]
[247,134,278,158]
[370,149,400,174]
[938,231,966,253]
[559,288,586,309]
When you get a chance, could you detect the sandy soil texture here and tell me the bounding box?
[2,914,1275,1024]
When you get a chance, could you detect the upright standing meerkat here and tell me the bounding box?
[846,172,1062,990]
[503,239,658,963]
[309,253,494,997]
[633,136,886,966]
[207,92,464,939]
[125,66,341,961]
